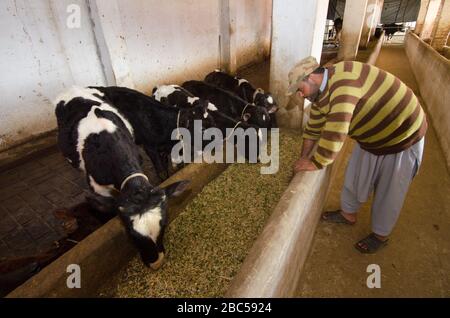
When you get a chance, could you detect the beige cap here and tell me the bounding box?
[286,56,320,96]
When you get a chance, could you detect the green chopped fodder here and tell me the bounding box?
[97,129,303,297]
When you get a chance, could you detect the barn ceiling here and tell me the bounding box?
[327,0,421,24]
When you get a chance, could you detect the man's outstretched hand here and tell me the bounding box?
[293,157,318,173]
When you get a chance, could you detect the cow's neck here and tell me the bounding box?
[241,82,255,102]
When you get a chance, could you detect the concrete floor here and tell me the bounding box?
[296,45,450,297]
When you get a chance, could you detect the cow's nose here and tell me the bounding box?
[149,252,165,270]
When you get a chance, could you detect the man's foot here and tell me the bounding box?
[321,210,356,225]
[355,233,389,254]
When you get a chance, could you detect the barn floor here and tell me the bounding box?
[0,145,160,295]
[295,45,450,297]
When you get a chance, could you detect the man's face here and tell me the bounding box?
[296,76,320,102]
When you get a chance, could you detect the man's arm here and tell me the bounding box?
[293,105,324,173]
[300,138,317,158]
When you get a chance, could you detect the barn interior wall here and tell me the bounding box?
[420,0,442,40]
[0,0,106,152]
[405,31,450,171]
[0,0,272,152]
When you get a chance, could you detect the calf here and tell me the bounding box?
[89,86,216,180]
[151,84,217,110]
[182,80,272,129]
[383,23,405,40]
[54,87,190,269]
[204,70,278,115]
[333,17,343,46]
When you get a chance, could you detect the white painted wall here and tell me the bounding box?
[405,32,450,171]
[115,0,221,93]
[0,0,106,151]
[270,0,329,129]
[338,0,368,60]
[0,0,272,151]
[421,0,442,40]
[234,0,272,68]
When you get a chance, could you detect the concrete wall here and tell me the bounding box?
[430,0,450,52]
[420,0,442,40]
[405,31,450,171]
[338,0,368,60]
[415,0,431,35]
[234,0,272,69]
[269,0,329,130]
[360,0,378,49]
[0,0,272,152]
[0,0,106,152]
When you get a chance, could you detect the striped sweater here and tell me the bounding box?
[303,61,427,169]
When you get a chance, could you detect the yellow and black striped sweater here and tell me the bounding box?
[303,61,427,169]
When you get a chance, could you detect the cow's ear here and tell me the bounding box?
[201,99,210,111]
[163,180,190,198]
[243,113,252,121]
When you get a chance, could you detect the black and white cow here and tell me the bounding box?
[151,84,217,111]
[88,86,216,180]
[204,70,278,115]
[383,23,405,40]
[54,87,190,269]
[182,80,272,129]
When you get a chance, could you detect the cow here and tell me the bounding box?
[333,17,343,47]
[204,70,278,115]
[54,86,190,269]
[88,86,216,180]
[152,83,265,162]
[383,23,405,40]
[152,84,259,157]
[182,80,272,129]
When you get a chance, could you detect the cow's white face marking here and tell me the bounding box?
[266,96,273,104]
[238,78,248,86]
[55,86,104,105]
[187,96,199,105]
[263,115,266,121]
[203,111,208,118]
[207,103,218,111]
[89,175,116,197]
[153,85,179,101]
[130,206,163,243]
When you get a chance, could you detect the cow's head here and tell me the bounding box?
[253,89,278,115]
[242,104,272,128]
[180,99,216,131]
[87,179,190,270]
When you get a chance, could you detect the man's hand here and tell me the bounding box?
[293,157,318,173]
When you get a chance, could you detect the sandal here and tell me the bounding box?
[355,233,389,254]
[321,210,356,225]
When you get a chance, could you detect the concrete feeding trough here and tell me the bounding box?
[6,129,348,298]
[6,162,227,297]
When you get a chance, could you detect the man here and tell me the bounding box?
[287,56,427,253]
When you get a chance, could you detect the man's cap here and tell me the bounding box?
[286,56,320,96]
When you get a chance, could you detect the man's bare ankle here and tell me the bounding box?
[341,210,357,222]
